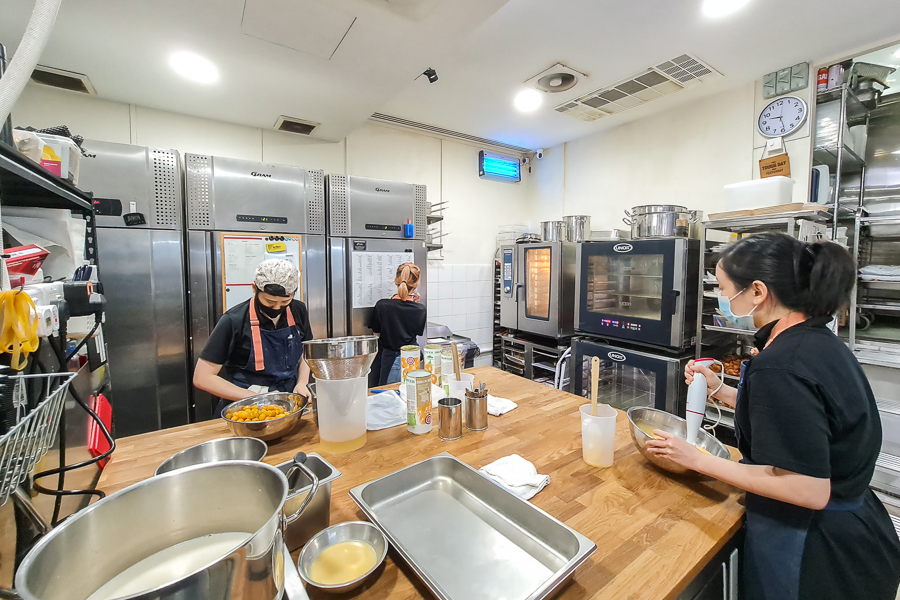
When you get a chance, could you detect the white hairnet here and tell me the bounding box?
[254,259,299,296]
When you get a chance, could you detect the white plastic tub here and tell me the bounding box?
[723,176,794,211]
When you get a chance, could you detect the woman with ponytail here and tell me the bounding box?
[646,233,900,600]
[368,262,427,385]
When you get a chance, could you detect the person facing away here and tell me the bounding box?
[368,262,427,386]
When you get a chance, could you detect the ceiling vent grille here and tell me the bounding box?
[30,65,96,95]
[555,54,719,122]
[274,115,319,135]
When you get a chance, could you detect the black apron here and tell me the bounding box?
[214,301,305,417]
[734,359,870,600]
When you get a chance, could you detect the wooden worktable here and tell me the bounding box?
[99,366,745,600]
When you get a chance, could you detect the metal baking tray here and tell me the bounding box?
[349,453,596,600]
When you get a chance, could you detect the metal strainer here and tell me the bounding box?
[303,336,378,380]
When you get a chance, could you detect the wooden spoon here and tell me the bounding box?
[451,341,462,382]
[591,356,600,417]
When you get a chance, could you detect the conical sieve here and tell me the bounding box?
[303,336,378,380]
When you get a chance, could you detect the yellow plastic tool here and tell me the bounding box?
[0,290,39,370]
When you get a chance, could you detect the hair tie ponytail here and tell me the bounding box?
[394,262,420,301]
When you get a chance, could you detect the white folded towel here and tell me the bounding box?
[479,454,550,500]
[487,394,517,416]
[366,391,407,430]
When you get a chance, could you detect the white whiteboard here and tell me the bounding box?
[352,252,410,308]
[222,233,302,311]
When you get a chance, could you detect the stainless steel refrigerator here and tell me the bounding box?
[78,140,190,436]
[325,174,427,341]
[185,154,328,421]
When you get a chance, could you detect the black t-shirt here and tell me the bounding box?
[735,317,882,499]
[199,297,314,370]
[368,298,427,352]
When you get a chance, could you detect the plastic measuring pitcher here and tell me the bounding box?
[315,377,368,453]
[580,403,617,468]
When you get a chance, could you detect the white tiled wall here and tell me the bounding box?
[426,262,495,357]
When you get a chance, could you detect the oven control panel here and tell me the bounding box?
[599,318,643,332]
[502,248,514,296]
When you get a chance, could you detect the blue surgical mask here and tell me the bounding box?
[717,288,757,330]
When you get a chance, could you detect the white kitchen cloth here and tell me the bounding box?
[487,394,517,416]
[366,391,407,430]
[860,265,900,276]
[479,454,550,501]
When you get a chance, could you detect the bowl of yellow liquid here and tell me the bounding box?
[626,406,731,475]
[297,521,387,593]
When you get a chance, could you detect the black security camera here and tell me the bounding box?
[423,68,438,84]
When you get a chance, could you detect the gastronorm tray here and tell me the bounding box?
[349,453,596,600]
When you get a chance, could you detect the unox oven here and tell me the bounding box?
[574,239,700,350]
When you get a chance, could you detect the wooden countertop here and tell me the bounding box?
[99,366,745,600]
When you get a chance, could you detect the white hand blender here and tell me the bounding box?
[685,358,723,446]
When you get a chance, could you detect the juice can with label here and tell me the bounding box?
[423,344,443,386]
[406,370,432,434]
[400,345,421,383]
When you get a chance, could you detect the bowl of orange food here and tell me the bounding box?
[222,392,310,441]
[626,406,730,475]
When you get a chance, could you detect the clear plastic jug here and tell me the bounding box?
[315,377,368,453]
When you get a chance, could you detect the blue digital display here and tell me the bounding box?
[479,151,521,183]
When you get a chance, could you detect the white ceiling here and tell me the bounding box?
[3,0,900,149]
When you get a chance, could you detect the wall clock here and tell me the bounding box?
[757,95,807,138]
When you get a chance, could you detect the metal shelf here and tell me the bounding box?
[0,141,93,211]
[858,303,900,312]
[703,325,757,336]
[426,243,443,251]
[813,144,865,172]
[426,214,443,224]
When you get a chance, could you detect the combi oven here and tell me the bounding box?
[570,337,690,415]
[575,238,700,350]
[499,241,576,339]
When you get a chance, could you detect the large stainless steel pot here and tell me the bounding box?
[623,205,700,239]
[563,215,591,242]
[15,459,319,600]
[540,220,567,242]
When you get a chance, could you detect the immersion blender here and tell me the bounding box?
[685,358,723,446]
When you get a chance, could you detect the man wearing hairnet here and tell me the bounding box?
[194,259,314,417]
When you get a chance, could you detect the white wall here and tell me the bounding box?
[12,84,537,352]
[533,83,758,224]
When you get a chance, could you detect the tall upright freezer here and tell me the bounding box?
[185,154,328,421]
[78,140,190,436]
[325,174,427,343]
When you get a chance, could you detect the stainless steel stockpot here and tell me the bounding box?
[16,459,318,600]
[623,205,700,239]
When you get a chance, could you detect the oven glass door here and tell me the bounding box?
[578,240,676,346]
[572,340,670,412]
[525,246,552,320]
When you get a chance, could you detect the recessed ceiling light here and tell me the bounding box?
[893,49,900,59]
[514,89,543,112]
[702,0,752,18]
[169,51,219,84]
[893,150,900,155]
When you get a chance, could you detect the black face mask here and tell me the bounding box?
[257,300,287,321]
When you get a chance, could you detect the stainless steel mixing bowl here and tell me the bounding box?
[154,437,268,475]
[626,406,731,475]
[303,336,378,380]
[297,521,388,594]
[221,391,310,441]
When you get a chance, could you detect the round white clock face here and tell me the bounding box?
[758,95,808,138]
